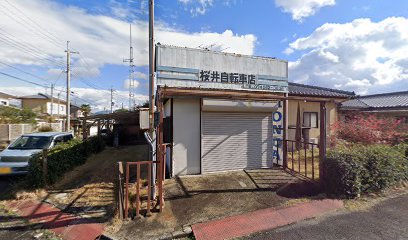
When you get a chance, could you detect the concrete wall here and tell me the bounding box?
[172,98,201,175]
[0,122,63,143]
[287,100,338,142]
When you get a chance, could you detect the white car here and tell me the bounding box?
[0,132,73,175]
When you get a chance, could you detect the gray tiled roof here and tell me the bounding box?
[288,82,355,98]
[341,91,408,110]
[20,93,66,103]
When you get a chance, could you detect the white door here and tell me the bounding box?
[201,112,273,173]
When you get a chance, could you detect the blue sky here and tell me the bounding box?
[0,0,408,110]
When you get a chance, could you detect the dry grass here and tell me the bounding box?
[344,181,408,212]
[287,149,320,180]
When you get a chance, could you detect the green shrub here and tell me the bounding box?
[323,144,408,198]
[394,143,408,158]
[26,136,106,188]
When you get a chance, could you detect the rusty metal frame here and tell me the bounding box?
[280,139,319,181]
[124,161,161,219]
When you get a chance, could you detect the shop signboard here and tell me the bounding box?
[156,45,288,93]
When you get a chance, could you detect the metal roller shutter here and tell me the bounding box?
[201,112,273,173]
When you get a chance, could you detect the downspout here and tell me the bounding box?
[144,131,156,199]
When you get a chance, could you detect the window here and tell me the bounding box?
[303,112,318,128]
[53,136,64,146]
[63,134,73,142]
[9,136,52,150]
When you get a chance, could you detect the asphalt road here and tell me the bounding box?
[245,194,408,240]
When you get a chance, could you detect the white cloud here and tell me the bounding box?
[275,0,335,22]
[287,17,408,94]
[0,0,256,76]
[123,79,141,89]
[178,0,214,16]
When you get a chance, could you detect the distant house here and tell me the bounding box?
[0,92,16,106]
[19,93,67,117]
[340,91,408,124]
[70,104,84,119]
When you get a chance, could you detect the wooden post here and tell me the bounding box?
[97,120,101,136]
[158,97,165,212]
[282,94,288,168]
[42,149,48,186]
[319,102,327,186]
[117,162,124,220]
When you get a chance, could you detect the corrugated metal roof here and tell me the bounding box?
[288,82,355,98]
[341,91,408,110]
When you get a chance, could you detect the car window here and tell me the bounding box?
[53,136,64,146]
[63,135,73,142]
[9,136,52,150]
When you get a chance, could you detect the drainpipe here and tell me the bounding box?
[144,131,156,199]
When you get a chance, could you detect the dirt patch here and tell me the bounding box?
[0,203,61,240]
[114,169,319,240]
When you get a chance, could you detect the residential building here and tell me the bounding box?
[19,93,67,117]
[287,83,355,143]
[0,92,16,106]
[339,91,408,124]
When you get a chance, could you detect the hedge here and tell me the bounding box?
[26,136,106,188]
[323,144,408,198]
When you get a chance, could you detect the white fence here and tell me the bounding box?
[0,122,64,142]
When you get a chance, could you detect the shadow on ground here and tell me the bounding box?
[114,168,321,240]
[0,145,150,237]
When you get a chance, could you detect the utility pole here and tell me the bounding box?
[124,24,135,111]
[65,41,79,132]
[110,87,115,113]
[50,84,54,119]
[57,92,61,116]
[149,0,155,132]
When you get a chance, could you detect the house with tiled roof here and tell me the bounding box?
[340,91,408,124]
[286,82,355,143]
[0,92,16,107]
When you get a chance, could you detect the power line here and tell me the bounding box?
[0,33,65,68]
[0,1,65,50]
[0,70,48,88]
[0,61,51,84]
[3,0,65,47]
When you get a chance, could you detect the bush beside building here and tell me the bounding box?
[323,143,408,198]
[26,136,106,188]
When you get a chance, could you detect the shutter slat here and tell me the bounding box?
[202,112,273,173]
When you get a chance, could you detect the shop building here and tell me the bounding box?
[155,45,325,177]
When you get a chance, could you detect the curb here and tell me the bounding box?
[192,199,343,240]
[158,225,193,240]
